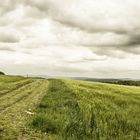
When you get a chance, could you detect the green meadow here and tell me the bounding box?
[0,75,140,140]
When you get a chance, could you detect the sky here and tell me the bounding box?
[0,0,140,79]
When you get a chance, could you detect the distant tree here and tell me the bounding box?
[0,71,5,75]
[112,80,140,86]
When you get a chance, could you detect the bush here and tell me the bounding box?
[0,71,5,75]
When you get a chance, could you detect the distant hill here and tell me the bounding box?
[0,71,5,75]
[27,75,129,81]
[70,77,126,82]
[26,75,140,86]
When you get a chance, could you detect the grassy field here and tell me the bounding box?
[0,75,140,140]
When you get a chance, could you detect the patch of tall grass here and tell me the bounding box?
[31,79,140,140]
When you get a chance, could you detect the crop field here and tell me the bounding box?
[0,75,140,140]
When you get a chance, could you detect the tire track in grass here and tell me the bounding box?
[0,80,49,140]
[0,82,35,105]
[0,80,34,103]
[0,80,41,113]
[0,79,33,97]
[0,81,35,109]
[0,78,29,93]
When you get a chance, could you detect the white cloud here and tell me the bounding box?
[0,0,140,78]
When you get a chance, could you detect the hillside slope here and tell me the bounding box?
[0,76,140,140]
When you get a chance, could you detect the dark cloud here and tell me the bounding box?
[126,34,140,46]
[53,18,128,35]
[0,33,19,43]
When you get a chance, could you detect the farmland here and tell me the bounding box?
[0,75,140,140]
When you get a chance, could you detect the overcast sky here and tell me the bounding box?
[0,0,140,79]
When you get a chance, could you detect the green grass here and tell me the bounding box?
[65,80,140,140]
[0,76,140,140]
[31,79,87,140]
[0,75,49,139]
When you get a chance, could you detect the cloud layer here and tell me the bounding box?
[0,0,140,78]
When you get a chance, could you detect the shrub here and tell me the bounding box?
[0,71,5,75]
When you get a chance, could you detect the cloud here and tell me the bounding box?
[19,0,140,54]
[0,31,19,43]
[24,0,140,33]
[0,46,15,52]
[0,0,15,15]
[0,0,140,78]
[126,34,140,46]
